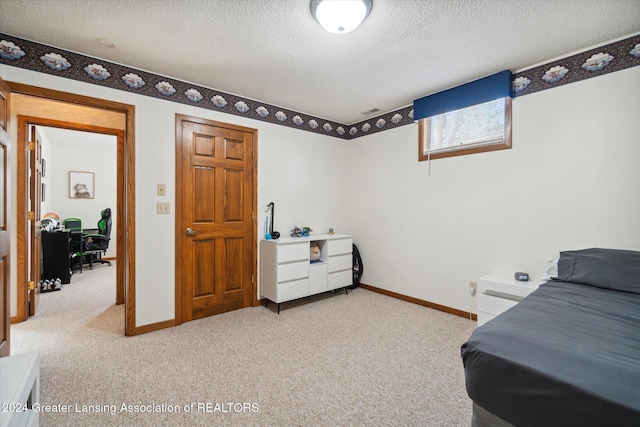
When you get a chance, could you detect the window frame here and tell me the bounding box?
[418,97,512,161]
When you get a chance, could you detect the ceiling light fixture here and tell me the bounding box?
[310,0,373,34]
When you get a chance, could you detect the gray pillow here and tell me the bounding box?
[554,248,640,294]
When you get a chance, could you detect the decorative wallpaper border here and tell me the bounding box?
[1,33,639,140]
[348,34,640,138]
[0,33,349,139]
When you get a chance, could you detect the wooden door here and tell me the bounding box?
[0,77,11,357]
[28,125,42,316]
[176,116,256,322]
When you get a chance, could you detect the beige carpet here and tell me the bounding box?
[11,262,476,426]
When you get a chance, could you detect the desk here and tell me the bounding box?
[42,230,73,284]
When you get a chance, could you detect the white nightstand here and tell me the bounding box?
[476,274,544,327]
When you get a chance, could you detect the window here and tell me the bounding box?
[419,97,511,161]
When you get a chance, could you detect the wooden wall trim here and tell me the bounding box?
[359,283,477,321]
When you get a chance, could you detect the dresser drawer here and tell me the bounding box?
[278,261,309,282]
[277,242,309,263]
[478,292,519,316]
[328,269,352,290]
[477,311,496,327]
[329,253,351,272]
[278,278,309,302]
[328,237,352,256]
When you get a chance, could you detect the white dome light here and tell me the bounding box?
[310,0,373,34]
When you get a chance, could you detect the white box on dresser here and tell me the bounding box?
[477,274,544,327]
[260,234,352,313]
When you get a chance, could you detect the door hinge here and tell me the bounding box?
[28,141,35,151]
[28,211,35,220]
[252,211,254,221]
[28,281,35,291]
[252,274,255,284]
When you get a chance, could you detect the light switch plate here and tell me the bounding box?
[157,183,166,196]
[156,202,170,214]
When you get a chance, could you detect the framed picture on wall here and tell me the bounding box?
[69,171,94,199]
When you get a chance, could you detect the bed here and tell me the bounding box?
[461,248,640,427]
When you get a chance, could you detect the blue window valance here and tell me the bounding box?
[413,70,513,121]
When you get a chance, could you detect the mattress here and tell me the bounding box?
[461,280,640,427]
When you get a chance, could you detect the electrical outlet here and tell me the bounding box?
[156,202,170,214]
[469,281,477,296]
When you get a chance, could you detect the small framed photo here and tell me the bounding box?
[69,171,94,199]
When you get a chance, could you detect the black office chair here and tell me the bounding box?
[83,208,112,268]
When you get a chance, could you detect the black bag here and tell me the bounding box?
[350,244,363,289]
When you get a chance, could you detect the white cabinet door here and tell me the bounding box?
[309,263,328,294]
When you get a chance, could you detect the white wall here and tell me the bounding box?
[346,66,640,313]
[1,65,349,326]
[4,63,638,326]
[46,129,117,258]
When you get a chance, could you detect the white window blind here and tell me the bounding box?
[423,98,507,155]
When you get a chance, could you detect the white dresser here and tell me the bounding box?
[260,234,352,313]
[0,351,40,427]
[477,274,544,327]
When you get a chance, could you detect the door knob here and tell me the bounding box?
[185,228,199,236]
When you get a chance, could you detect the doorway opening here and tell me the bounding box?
[9,82,136,336]
[36,126,117,311]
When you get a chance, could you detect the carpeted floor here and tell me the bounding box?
[11,262,476,426]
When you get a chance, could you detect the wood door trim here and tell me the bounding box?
[8,82,137,336]
[28,125,41,316]
[174,114,258,325]
[0,77,10,356]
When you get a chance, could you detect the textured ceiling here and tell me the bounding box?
[1,0,639,124]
